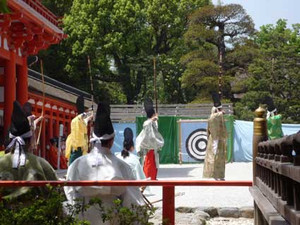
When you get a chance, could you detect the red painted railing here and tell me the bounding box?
[0,180,252,225]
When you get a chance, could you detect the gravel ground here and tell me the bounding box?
[150,215,254,225]
[146,162,254,224]
[57,162,254,224]
[207,217,253,225]
[146,162,253,208]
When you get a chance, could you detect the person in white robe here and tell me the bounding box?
[64,102,144,225]
[116,127,145,180]
[116,127,153,195]
[136,98,164,180]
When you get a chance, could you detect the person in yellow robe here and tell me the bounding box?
[203,92,227,180]
[65,95,92,165]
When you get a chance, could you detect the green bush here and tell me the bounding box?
[88,198,155,225]
[0,187,155,225]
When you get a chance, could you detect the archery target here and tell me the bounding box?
[185,128,208,160]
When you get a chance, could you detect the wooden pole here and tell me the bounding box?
[87,56,94,105]
[87,56,94,145]
[218,51,223,98]
[36,59,45,156]
[153,57,158,113]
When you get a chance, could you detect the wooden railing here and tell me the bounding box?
[251,106,300,225]
[0,180,252,225]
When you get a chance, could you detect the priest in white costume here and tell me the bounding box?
[64,102,144,225]
[136,98,164,180]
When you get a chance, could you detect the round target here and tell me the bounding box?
[185,128,208,161]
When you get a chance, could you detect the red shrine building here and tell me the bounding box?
[0,0,91,160]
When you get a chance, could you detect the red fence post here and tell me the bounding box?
[163,186,175,225]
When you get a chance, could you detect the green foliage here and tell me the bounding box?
[235,20,300,122]
[89,198,155,225]
[182,4,255,102]
[234,91,269,121]
[0,187,84,225]
[35,2,299,119]
[42,0,73,17]
[39,0,210,104]
[0,0,10,13]
[0,187,155,225]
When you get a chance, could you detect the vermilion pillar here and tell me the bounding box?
[17,56,28,105]
[4,51,16,136]
[49,110,53,139]
[163,186,175,225]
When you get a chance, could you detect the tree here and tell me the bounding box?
[143,0,210,103]
[235,20,300,123]
[0,0,10,13]
[42,0,73,17]
[182,4,255,101]
[62,0,209,104]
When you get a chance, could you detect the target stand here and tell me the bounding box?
[178,119,208,164]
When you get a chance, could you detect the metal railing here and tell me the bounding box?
[0,180,252,225]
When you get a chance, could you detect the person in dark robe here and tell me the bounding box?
[0,101,57,200]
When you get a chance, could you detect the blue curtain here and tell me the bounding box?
[233,120,300,162]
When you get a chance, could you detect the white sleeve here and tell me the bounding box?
[121,186,145,208]
[64,161,80,205]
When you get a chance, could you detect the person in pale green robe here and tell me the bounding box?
[0,101,57,200]
[265,96,284,140]
[267,114,284,140]
[203,93,227,180]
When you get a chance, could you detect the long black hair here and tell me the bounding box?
[121,139,134,158]
[121,128,134,158]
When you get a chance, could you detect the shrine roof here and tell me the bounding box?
[28,69,93,106]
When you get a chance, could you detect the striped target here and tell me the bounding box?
[185,128,208,161]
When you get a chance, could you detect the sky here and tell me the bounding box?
[212,0,300,30]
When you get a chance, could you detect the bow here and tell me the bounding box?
[153,57,158,113]
[36,59,45,155]
[88,55,95,148]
